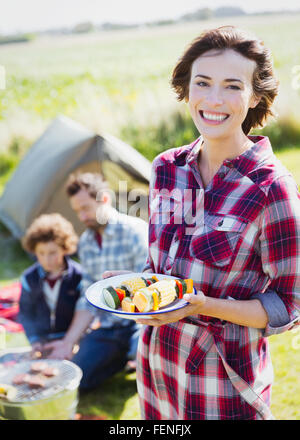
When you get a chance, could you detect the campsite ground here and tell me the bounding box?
[1,13,300,420]
[4,316,300,420]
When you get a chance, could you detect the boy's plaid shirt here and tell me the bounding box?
[138,135,300,419]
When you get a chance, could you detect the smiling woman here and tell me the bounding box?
[135,25,300,421]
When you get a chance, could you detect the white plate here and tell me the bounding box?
[85,272,196,321]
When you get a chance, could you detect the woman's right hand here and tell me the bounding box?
[102,270,131,279]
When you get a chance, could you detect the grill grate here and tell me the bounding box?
[0,360,82,402]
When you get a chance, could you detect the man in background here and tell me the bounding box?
[44,172,148,392]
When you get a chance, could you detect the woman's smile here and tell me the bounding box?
[199,110,230,124]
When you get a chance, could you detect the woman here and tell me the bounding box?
[104,26,299,420]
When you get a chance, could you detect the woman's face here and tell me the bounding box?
[188,48,260,141]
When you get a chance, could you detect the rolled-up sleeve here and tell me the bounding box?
[256,176,300,337]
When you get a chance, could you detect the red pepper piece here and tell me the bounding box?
[175,280,183,299]
[115,288,126,302]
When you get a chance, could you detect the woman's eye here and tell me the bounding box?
[196,81,208,87]
[227,85,241,90]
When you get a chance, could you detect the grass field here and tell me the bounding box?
[1,13,300,420]
[1,13,300,155]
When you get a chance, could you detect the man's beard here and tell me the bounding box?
[84,219,101,231]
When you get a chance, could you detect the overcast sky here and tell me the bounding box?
[1,0,299,34]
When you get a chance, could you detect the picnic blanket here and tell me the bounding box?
[0,282,24,332]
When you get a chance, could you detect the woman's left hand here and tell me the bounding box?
[136,291,206,327]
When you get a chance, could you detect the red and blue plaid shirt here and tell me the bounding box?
[138,135,300,419]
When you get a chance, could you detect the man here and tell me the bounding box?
[44,172,148,392]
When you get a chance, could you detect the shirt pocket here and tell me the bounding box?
[190,214,248,267]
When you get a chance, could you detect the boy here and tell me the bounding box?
[18,213,82,356]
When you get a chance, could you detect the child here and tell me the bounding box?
[18,213,82,356]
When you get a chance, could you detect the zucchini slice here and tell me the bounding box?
[103,286,120,309]
[119,285,131,297]
[181,280,187,295]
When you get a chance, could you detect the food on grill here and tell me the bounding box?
[42,367,59,377]
[103,276,193,313]
[0,383,17,400]
[12,373,31,385]
[30,361,48,373]
[27,375,46,388]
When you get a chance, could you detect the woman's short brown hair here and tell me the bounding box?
[22,213,78,255]
[171,25,279,134]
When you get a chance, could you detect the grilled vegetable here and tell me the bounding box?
[175,280,183,299]
[148,280,177,308]
[132,288,153,312]
[103,276,194,313]
[121,297,136,313]
[184,278,193,293]
[119,277,148,296]
[133,280,177,312]
[103,286,121,309]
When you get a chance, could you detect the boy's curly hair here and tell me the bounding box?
[22,213,78,255]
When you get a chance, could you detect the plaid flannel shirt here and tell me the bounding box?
[76,208,148,328]
[137,136,300,419]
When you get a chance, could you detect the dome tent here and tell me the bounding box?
[0,115,151,238]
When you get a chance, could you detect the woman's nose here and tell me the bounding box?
[206,86,224,106]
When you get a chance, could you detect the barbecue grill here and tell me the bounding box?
[0,359,82,420]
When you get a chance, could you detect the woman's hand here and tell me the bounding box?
[102,270,131,279]
[136,291,206,327]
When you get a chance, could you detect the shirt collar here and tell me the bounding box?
[186,135,274,177]
[86,208,122,241]
[226,136,274,176]
[186,136,203,165]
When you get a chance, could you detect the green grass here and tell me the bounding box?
[1,13,300,154]
[3,321,299,420]
[269,331,300,420]
[1,13,300,195]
